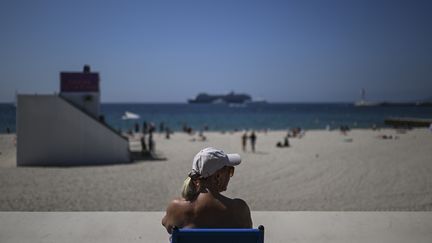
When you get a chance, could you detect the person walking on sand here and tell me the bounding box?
[134,122,140,133]
[162,147,252,234]
[249,131,257,152]
[148,131,155,152]
[142,121,148,134]
[241,132,248,151]
[140,135,147,154]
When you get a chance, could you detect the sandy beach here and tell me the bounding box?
[0,128,431,211]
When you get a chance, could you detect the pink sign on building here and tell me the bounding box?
[60,72,100,92]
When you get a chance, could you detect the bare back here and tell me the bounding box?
[162,191,252,233]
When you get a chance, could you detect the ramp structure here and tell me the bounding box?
[16,66,130,166]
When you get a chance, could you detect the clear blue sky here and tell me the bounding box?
[1,0,431,103]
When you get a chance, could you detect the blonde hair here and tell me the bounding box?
[181,177,198,201]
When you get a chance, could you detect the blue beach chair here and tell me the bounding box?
[171,225,264,243]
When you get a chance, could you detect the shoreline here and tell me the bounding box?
[0,126,425,136]
[0,126,412,135]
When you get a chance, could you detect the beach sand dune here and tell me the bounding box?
[0,129,431,211]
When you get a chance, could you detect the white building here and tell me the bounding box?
[16,66,130,166]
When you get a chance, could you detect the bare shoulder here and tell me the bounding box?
[166,197,194,218]
[233,198,251,216]
[162,198,193,233]
[233,198,250,210]
[168,197,190,209]
[233,198,253,228]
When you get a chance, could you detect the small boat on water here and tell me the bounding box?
[354,89,380,106]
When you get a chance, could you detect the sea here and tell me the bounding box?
[1,103,432,133]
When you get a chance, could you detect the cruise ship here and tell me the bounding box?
[188,92,253,104]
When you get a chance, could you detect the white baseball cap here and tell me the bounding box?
[190,147,241,178]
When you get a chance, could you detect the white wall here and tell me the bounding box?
[17,95,130,166]
[60,92,100,118]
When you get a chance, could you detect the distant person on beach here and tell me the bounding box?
[182,123,193,134]
[149,122,156,133]
[284,136,290,147]
[142,121,148,134]
[289,127,300,137]
[162,147,252,234]
[148,132,154,152]
[241,132,247,151]
[165,127,171,139]
[160,122,165,133]
[276,135,290,148]
[340,125,350,135]
[134,122,140,133]
[140,135,147,154]
[298,128,305,138]
[249,131,257,152]
[198,129,206,141]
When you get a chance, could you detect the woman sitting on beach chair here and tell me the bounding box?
[162,147,253,234]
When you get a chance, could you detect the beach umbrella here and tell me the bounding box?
[122,111,140,120]
[122,111,141,134]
